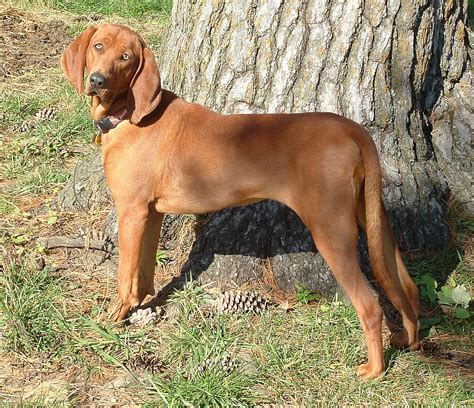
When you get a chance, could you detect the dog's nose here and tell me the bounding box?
[90,72,107,88]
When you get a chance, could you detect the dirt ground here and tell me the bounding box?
[0,8,73,79]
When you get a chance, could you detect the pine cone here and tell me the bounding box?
[91,229,107,241]
[217,291,269,314]
[220,354,238,374]
[127,353,165,374]
[78,227,108,241]
[129,307,159,326]
[35,107,58,121]
[11,120,35,133]
[196,354,238,375]
[73,14,103,22]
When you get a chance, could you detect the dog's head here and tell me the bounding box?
[61,24,162,124]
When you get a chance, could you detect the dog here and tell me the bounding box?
[61,24,419,379]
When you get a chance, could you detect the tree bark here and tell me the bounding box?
[55,0,472,296]
[157,0,472,292]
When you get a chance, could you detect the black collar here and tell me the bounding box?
[93,108,128,134]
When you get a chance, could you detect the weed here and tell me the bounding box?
[0,262,68,356]
[295,284,321,304]
[416,273,438,303]
[147,288,256,406]
[166,279,213,321]
[437,276,471,314]
[148,364,254,407]
[67,317,133,367]
[155,250,168,267]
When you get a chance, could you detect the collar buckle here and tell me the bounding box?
[92,108,128,136]
[93,117,113,134]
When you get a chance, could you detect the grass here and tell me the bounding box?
[0,86,91,215]
[0,261,68,356]
[0,0,472,405]
[0,73,90,193]
[1,262,470,405]
[6,0,172,18]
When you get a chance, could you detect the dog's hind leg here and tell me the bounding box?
[308,214,385,379]
[379,210,419,349]
[356,199,419,349]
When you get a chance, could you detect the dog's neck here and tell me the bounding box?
[91,95,127,121]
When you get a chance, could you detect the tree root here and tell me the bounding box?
[37,235,118,254]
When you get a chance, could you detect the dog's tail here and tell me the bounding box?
[354,128,391,286]
[355,127,419,347]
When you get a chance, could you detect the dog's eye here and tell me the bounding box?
[121,53,130,61]
[94,43,103,50]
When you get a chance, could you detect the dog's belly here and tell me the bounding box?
[155,195,264,215]
[154,177,269,214]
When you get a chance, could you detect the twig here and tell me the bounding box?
[73,162,87,212]
[37,235,118,254]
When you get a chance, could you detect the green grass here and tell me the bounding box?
[148,363,255,407]
[0,70,92,215]
[0,252,471,405]
[147,298,256,406]
[7,0,172,17]
[0,262,68,356]
[248,305,470,405]
[111,288,474,405]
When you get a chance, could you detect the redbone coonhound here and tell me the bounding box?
[61,24,419,379]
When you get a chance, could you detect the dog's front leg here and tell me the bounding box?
[109,205,163,321]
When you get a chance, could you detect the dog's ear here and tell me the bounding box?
[127,47,162,125]
[61,26,98,95]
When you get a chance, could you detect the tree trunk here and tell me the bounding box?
[55,0,472,296]
[157,0,472,292]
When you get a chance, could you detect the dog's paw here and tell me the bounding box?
[107,298,134,322]
[354,363,384,380]
[390,330,420,350]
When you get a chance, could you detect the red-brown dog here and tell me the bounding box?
[61,24,419,379]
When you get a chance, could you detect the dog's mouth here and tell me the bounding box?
[85,84,97,96]
[85,85,101,96]
[85,85,111,100]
